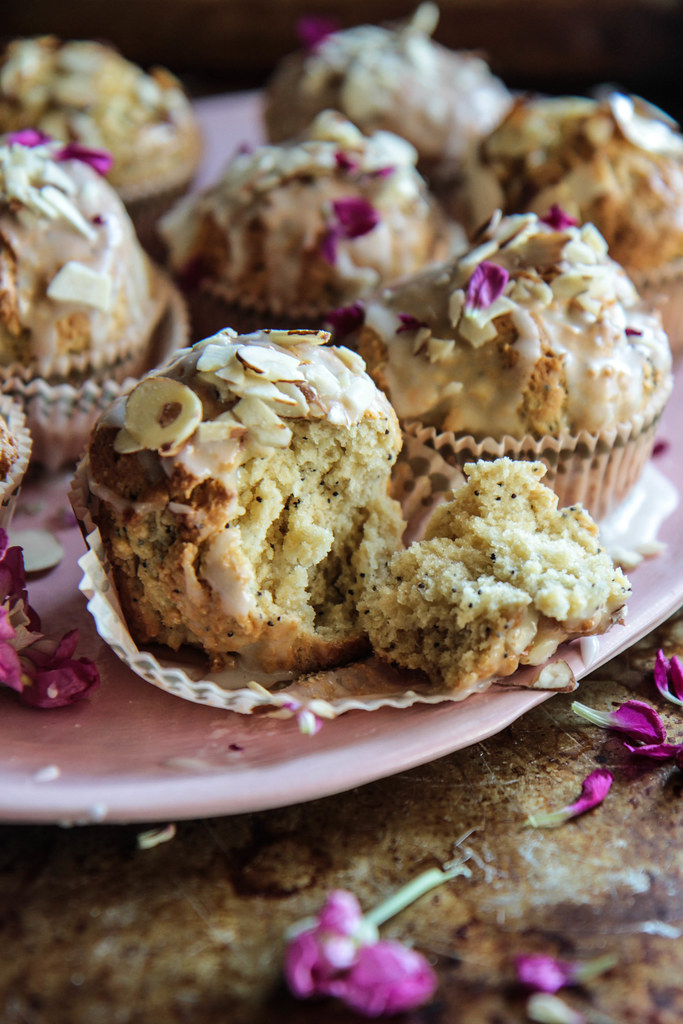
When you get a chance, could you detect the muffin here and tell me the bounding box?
[264,3,511,187]
[160,110,451,339]
[81,327,405,675]
[455,93,683,350]
[362,458,630,693]
[0,395,31,529]
[0,133,185,466]
[0,36,202,253]
[344,210,673,518]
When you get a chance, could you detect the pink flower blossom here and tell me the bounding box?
[526,769,613,828]
[334,940,437,1017]
[296,15,341,49]
[56,143,113,176]
[516,952,617,994]
[571,699,666,745]
[322,197,380,263]
[318,889,363,935]
[325,300,365,339]
[653,648,683,707]
[396,312,429,334]
[465,260,509,310]
[7,128,52,147]
[539,205,579,230]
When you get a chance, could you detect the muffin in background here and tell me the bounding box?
[0,133,186,467]
[0,36,202,254]
[81,327,405,675]
[342,209,672,519]
[264,3,511,188]
[160,110,452,339]
[454,93,683,351]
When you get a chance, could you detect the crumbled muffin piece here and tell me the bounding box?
[361,459,630,692]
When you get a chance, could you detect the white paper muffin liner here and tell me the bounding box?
[0,396,32,531]
[69,451,587,718]
[402,382,672,523]
[1,277,188,471]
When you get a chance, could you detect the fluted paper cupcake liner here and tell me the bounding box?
[403,384,672,522]
[0,396,32,531]
[184,281,328,344]
[2,276,188,470]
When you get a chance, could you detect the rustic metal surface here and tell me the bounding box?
[2,612,683,1023]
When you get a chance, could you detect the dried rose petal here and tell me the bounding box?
[0,637,22,692]
[7,128,52,147]
[652,440,670,458]
[325,301,365,340]
[625,327,643,337]
[623,741,683,759]
[333,940,437,1017]
[335,151,359,173]
[526,769,613,828]
[571,699,666,745]
[465,260,509,311]
[654,648,683,706]
[56,143,113,176]
[369,166,395,179]
[18,629,99,709]
[332,197,380,239]
[0,528,40,631]
[296,15,341,49]
[539,205,579,231]
[516,952,617,994]
[396,312,429,334]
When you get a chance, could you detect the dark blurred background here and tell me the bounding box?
[2,0,683,116]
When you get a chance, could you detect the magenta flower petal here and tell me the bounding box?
[0,605,15,642]
[325,300,365,340]
[652,439,670,457]
[653,649,683,707]
[56,143,113,176]
[396,312,429,334]
[318,890,364,936]
[18,630,99,708]
[465,260,509,311]
[335,151,359,173]
[7,128,52,148]
[526,769,613,828]
[539,205,579,230]
[623,741,683,759]
[625,327,643,337]
[370,166,395,179]
[572,699,666,745]
[321,227,339,264]
[516,955,573,994]
[338,940,437,1017]
[0,640,23,692]
[284,930,329,998]
[296,15,341,49]
[332,197,380,239]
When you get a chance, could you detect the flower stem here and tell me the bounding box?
[364,862,470,929]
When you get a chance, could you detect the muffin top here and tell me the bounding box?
[160,110,449,318]
[97,327,398,498]
[0,134,163,375]
[0,36,201,194]
[264,3,511,175]
[346,209,672,437]
[460,93,683,274]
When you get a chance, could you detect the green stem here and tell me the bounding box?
[364,862,470,929]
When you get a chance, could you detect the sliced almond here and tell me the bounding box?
[124,377,203,452]
[236,345,305,381]
[47,261,112,311]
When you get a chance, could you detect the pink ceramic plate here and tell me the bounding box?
[0,95,680,825]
